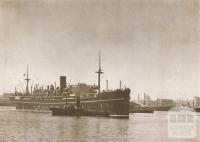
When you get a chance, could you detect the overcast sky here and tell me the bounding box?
[0,0,199,99]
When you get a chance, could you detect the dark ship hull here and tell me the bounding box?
[194,107,200,112]
[12,89,130,118]
[129,106,154,113]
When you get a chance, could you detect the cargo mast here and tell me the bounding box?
[96,53,103,94]
[25,65,30,95]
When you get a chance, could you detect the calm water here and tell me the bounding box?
[0,106,199,142]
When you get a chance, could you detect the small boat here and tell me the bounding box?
[50,94,114,117]
[152,106,173,111]
[129,101,154,113]
[194,107,200,112]
[129,106,154,113]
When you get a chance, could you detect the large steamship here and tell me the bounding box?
[11,54,130,118]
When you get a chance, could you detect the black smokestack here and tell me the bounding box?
[60,76,66,93]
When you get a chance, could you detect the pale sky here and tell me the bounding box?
[0,0,199,99]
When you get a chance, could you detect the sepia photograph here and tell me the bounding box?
[0,0,199,141]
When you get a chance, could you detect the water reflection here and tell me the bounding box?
[0,107,199,142]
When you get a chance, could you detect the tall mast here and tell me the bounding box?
[96,52,103,94]
[25,65,30,95]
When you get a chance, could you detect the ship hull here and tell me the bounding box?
[13,89,130,117]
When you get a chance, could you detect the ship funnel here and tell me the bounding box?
[60,76,66,93]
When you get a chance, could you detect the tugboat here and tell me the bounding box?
[50,88,111,117]
[50,101,110,117]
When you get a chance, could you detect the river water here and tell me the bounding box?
[0,106,199,142]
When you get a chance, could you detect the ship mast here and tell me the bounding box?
[96,52,103,94]
[25,65,31,95]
